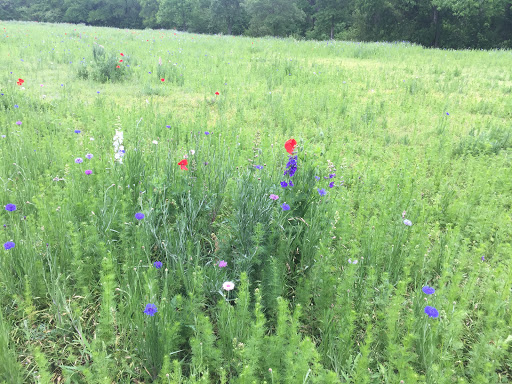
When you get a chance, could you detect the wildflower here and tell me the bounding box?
[135,212,145,220]
[317,189,326,196]
[4,241,15,250]
[205,131,210,135]
[5,204,16,212]
[280,181,288,188]
[85,170,92,175]
[17,78,24,86]
[348,258,358,264]
[446,112,449,115]
[254,165,263,169]
[481,256,485,261]
[422,286,435,295]
[284,138,297,155]
[329,174,335,179]
[215,91,220,95]
[16,121,22,125]
[144,303,158,316]
[403,219,412,226]
[189,150,195,155]
[153,261,162,269]
[281,203,290,211]
[86,153,93,159]
[152,140,158,145]
[315,176,320,181]
[402,210,406,218]
[166,125,171,128]
[178,159,188,171]
[116,65,120,69]
[424,306,439,318]
[288,180,294,187]
[119,59,123,62]
[161,78,165,82]
[14,104,18,108]
[269,194,279,200]
[222,281,235,291]
[74,129,81,133]
[329,182,335,188]
[218,260,227,268]
[120,53,124,56]
[284,155,297,177]
[75,158,83,164]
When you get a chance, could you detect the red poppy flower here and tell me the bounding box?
[161,78,165,82]
[116,65,120,68]
[178,159,188,170]
[215,91,220,95]
[284,138,297,155]
[120,53,124,56]
[16,78,24,86]
[119,59,123,62]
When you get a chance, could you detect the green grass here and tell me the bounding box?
[1,21,512,383]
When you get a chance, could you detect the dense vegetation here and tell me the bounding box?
[1,21,512,383]
[1,0,512,49]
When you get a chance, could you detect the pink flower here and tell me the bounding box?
[269,194,279,200]
[222,281,235,291]
[85,170,92,175]
[218,260,227,268]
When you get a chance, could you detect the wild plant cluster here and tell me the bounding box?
[0,22,512,383]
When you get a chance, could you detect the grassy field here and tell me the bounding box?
[1,21,512,383]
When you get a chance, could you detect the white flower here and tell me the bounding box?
[222,281,235,291]
[189,149,195,155]
[152,140,158,145]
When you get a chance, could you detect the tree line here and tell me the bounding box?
[1,0,511,49]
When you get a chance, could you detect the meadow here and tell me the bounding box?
[1,21,512,383]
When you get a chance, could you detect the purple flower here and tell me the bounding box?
[446,112,449,115]
[85,153,93,159]
[315,176,320,181]
[205,131,210,135]
[284,155,297,178]
[481,256,485,261]
[424,306,439,318]
[218,260,227,268]
[153,261,162,269]
[288,180,294,187]
[422,286,435,295]
[329,174,335,179]
[317,189,326,196]
[166,125,171,128]
[280,181,288,188]
[4,241,15,250]
[254,165,263,169]
[329,182,335,188]
[5,204,16,212]
[74,129,81,134]
[16,121,22,126]
[403,219,412,226]
[96,91,100,94]
[85,170,92,175]
[281,203,290,211]
[75,158,83,164]
[269,194,279,200]
[135,212,145,220]
[144,303,158,316]
[14,104,19,108]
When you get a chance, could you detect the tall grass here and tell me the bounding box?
[0,21,511,383]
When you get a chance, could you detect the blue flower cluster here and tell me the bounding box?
[281,155,297,188]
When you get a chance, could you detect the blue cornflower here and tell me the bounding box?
[74,129,81,134]
[86,153,93,159]
[135,212,145,220]
[315,176,320,181]
[424,306,439,318]
[280,181,288,188]
[329,174,335,179]
[403,219,412,226]
[166,125,171,128]
[329,182,335,188]
[153,261,162,269]
[14,104,19,108]
[75,158,83,164]
[422,286,435,295]
[254,165,263,169]
[205,131,210,135]
[4,241,15,250]
[288,180,294,187]
[281,203,290,211]
[317,189,326,196]
[5,204,16,212]
[446,112,449,115]
[144,303,158,316]
[481,256,485,261]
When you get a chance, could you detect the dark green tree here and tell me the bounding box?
[243,0,306,36]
